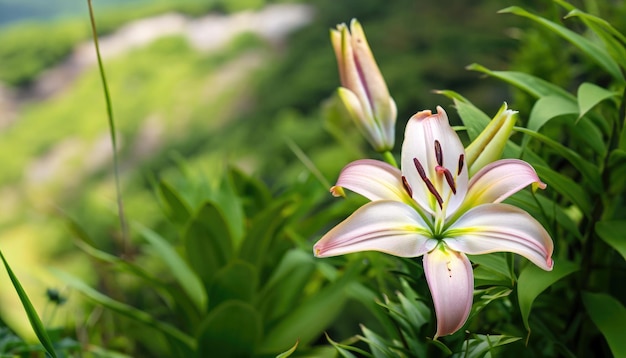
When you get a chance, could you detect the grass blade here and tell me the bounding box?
[0,251,58,358]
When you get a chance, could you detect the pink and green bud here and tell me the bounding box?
[331,19,397,152]
[464,103,517,176]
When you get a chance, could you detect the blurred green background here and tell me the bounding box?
[1,0,624,356]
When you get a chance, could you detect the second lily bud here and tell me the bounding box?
[464,103,518,176]
[331,19,397,153]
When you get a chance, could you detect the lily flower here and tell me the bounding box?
[314,107,553,338]
[331,19,397,152]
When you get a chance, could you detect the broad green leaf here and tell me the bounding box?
[451,334,521,358]
[136,223,207,314]
[595,221,626,262]
[51,268,195,351]
[238,198,294,270]
[582,292,626,358]
[257,249,316,323]
[182,201,233,288]
[469,253,513,287]
[499,6,625,83]
[208,260,258,310]
[577,82,618,120]
[158,180,192,226]
[213,175,245,248]
[196,300,261,358]
[533,165,593,216]
[0,251,58,358]
[453,98,490,141]
[515,127,602,192]
[259,263,362,353]
[608,149,626,195]
[528,96,578,133]
[467,64,574,99]
[525,96,606,156]
[228,166,271,217]
[517,260,578,332]
[275,340,299,358]
[557,1,626,69]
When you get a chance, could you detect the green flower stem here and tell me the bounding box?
[87,0,128,253]
[381,150,398,168]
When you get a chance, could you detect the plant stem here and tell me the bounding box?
[382,150,398,167]
[87,0,129,254]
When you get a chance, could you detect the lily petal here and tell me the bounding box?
[462,159,546,210]
[445,204,554,271]
[401,107,468,216]
[314,201,436,258]
[423,245,474,338]
[331,159,413,204]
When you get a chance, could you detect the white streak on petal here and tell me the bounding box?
[445,204,554,271]
[313,201,436,258]
[401,107,468,216]
[424,246,473,338]
[332,159,412,203]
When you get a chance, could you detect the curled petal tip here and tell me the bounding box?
[330,186,346,197]
[532,181,547,191]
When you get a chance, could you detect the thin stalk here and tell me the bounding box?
[381,150,398,168]
[87,0,129,254]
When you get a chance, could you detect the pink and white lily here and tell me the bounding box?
[314,107,554,338]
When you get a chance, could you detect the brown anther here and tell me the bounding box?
[434,140,443,166]
[443,168,457,194]
[401,176,413,197]
[413,158,427,179]
[458,154,465,175]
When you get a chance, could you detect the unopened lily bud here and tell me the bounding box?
[465,103,517,175]
[331,19,397,152]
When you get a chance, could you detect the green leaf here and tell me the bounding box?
[515,127,602,192]
[577,82,618,120]
[595,221,626,262]
[74,240,174,308]
[158,180,192,225]
[135,223,207,314]
[0,251,58,358]
[499,6,625,83]
[257,249,316,324]
[533,165,594,216]
[208,260,258,310]
[517,260,578,332]
[467,64,574,99]
[582,292,626,358]
[326,333,370,358]
[453,98,490,141]
[238,198,294,270]
[469,253,514,287]
[182,201,233,288]
[196,300,261,358]
[360,325,402,358]
[528,96,578,133]
[451,334,521,358]
[259,263,362,353]
[51,268,195,351]
[275,340,299,358]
